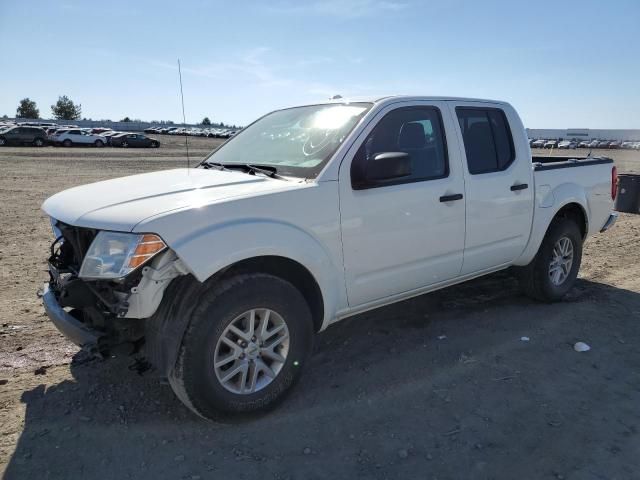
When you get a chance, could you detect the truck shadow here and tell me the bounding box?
[5,273,640,479]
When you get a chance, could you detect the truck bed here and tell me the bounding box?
[532,155,613,171]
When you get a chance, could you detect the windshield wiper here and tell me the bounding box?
[201,162,232,172]
[245,164,281,178]
[203,162,287,180]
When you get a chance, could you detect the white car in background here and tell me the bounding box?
[558,140,577,149]
[53,129,107,147]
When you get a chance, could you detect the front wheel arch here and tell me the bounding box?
[211,256,324,333]
[159,272,315,419]
[145,256,324,379]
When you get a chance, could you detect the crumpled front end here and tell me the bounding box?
[43,220,186,357]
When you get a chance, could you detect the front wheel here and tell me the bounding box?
[121,141,129,148]
[150,141,159,148]
[517,218,583,302]
[33,138,44,147]
[169,273,314,421]
[94,140,104,148]
[0,137,6,146]
[62,139,72,147]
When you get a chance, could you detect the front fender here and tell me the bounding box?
[168,218,344,327]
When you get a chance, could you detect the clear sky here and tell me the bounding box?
[1,0,638,128]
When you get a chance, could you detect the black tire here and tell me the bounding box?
[121,141,129,148]
[62,139,72,147]
[150,141,159,148]
[0,137,6,146]
[33,138,44,147]
[169,273,314,421]
[517,218,582,302]
[94,139,104,148]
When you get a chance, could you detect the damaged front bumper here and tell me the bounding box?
[42,283,106,356]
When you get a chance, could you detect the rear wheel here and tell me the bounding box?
[33,138,44,147]
[169,273,314,421]
[517,218,582,302]
[0,137,6,146]
[62,139,72,147]
[121,141,129,148]
[94,139,104,148]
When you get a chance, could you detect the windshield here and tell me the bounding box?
[203,102,372,178]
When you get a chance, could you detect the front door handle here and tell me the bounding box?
[510,183,528,191]
[439,193,463,202]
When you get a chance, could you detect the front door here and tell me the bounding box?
[339,102,466,307]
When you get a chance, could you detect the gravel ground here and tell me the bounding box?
[1,139,639,479]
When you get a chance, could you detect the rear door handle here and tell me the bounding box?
[510,183,528,191]
[439,193,463,202]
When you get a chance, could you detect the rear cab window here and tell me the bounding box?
[456,107,515,174]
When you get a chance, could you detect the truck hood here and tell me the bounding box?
[42,168,303,232]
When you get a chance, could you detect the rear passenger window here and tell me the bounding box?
[456,108,515,174]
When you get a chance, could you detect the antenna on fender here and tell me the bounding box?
[177,59,190,170]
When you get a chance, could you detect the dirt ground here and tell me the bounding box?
[1,138,639,479]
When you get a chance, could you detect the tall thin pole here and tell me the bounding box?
[177,59,190,169]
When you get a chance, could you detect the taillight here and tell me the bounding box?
[611,166,618,201]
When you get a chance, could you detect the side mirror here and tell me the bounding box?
[367,151,411,180]
[351,151,412,190]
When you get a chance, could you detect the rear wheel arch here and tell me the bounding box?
[551,202,588,239]
[517,204,586,302]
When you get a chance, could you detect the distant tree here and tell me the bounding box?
[16,98,40,119]
[201,117,211,126]
[51,95,81,120]
[219,122,226,128]
[121,116,131,122]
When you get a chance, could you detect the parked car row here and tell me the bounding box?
[529,138,640,150]
[144,126,238,138]
[0,124,161,148]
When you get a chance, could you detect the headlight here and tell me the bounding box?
[79,231,166,280]
[50,217,62,239]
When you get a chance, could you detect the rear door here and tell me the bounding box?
[449,102,534,274]
[23,127,37,143]
[339,101,466,306]
[67,130,82,143]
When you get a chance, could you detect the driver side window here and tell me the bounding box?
[351,106,449,188]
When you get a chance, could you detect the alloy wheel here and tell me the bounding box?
[548,236,574,286]
[213,308,290,395]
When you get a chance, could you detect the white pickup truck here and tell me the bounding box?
[41,96,618,420]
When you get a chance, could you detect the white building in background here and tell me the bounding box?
[526,128,640,141]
